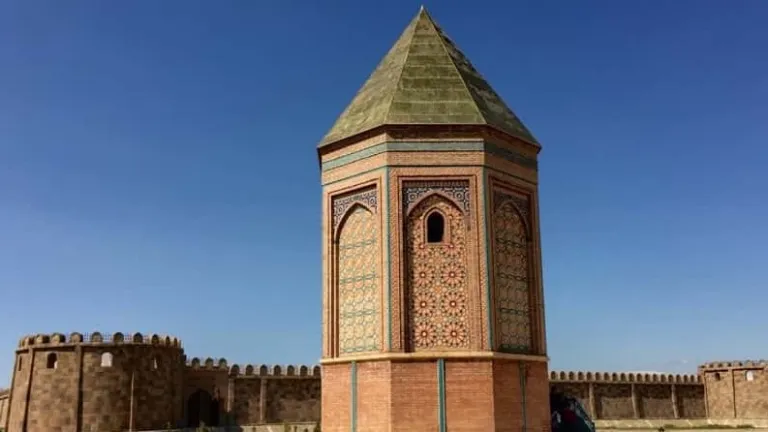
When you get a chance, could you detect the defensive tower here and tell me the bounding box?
[318,7,548,431]
[699,360,768,419]
[5,332,184,432]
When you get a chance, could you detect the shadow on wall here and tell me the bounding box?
[187,389,221,428]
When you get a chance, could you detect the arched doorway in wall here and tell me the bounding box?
[186,389,221,427]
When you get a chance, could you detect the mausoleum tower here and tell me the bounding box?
[318,7,549,431]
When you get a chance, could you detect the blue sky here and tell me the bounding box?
[1,0,767,385]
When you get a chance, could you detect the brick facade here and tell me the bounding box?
[2,334,766,430]
[700,361,768,419]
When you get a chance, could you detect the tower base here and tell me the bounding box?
[321,355,550,432]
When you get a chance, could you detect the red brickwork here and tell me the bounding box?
[356,361,391,431]
[492,360,524,432]
[526,362,552,432]
[446,360,495,431]
[389,361,439,431]
[320,364,350,432]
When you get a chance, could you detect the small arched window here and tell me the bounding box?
[746,371,755,382]
[153,358,159,370]
[101,352,113,367]
[46,353,58,369]
[17,358,22,371]
[426,212,445,243]
[714,372,722,381]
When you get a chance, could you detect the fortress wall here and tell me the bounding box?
[0,389,9,429]
[185,360,322,426]
[232,376,262,424]
[677,384,707,418]
[264,375,320,423]
[701,361,768,419]
[5,332,184,432]
[27,345,79,431]
[4,333,763,428]
[550,371,705,420]
[7,351,30,432]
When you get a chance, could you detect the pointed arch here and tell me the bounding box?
[335,203,381,355]
[407,190,466,218]
[333,202,376,244]
[492,191,533,354]
[405,193,470,352]
[494,197,532,240]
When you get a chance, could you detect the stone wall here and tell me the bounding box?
[6,333,768,430]
[4,332,183,432]
[549,371,706,420]
[701,361,768,419]
[184,360,321,426]
[0,388,8,429]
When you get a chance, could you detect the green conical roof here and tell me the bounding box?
[319,7,538,148]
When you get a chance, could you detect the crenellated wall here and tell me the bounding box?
[549,370,706,420]
[5,332,184,432]
[700,360,768,419]
[5,333,768,430]
[183,358,321,426]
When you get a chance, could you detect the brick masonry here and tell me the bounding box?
[0,388,8,429]
[3,334,767,430]
[700,361,768,419]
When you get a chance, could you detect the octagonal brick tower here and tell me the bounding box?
[318,7,549,432]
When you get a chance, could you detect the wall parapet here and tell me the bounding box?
[699,360,768,371]
[16,332,182,349]
[185,358,321,377]
[549,370,701,384]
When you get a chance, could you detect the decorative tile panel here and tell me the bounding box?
[406,194,470,351]
[403,180,470,215]
[337,205,381,355]
[332,187,378,232]
[492,191,532,353]
[493,190,529,222]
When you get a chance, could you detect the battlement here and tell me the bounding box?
[699,360,768,371]
[16,332,182,349]
[549,370,701,384]
[185,357,321,377]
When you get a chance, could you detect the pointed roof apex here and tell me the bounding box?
[319,7,539,148]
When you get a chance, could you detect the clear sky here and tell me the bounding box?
[1,0,767,385]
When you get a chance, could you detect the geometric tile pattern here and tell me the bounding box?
[403,180,470,215]
[337,205,381,355]
[406,194,470,351]
[332,186,378,231]
[492,191,532,353]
